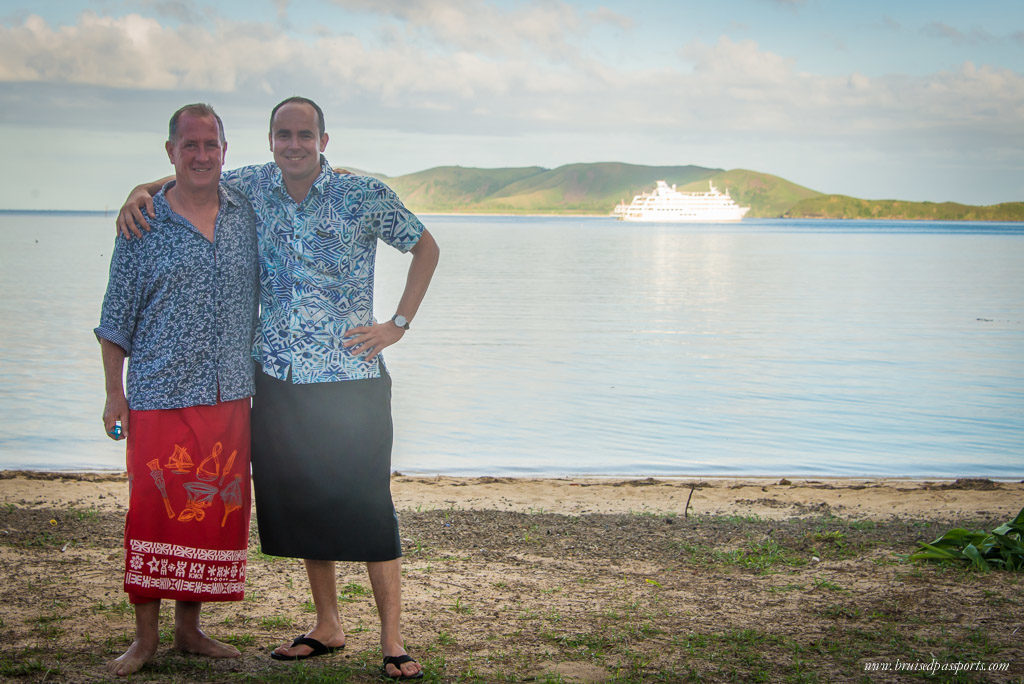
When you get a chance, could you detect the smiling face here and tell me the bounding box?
[165,113,225,194]
[269,101,329,186]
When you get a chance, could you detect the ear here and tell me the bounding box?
[319,132,329,153]
[165,140,175,163]
[268,131,274,153]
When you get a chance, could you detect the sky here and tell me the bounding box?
[0,0,1022,210]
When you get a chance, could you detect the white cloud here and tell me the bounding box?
[922,21,994,45]
[2,11,1020,139]
[0,12,297,90]
[328,0,631,62]
[1,6,1021,204]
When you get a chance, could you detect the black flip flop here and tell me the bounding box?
[270,634,343,660]
[382,654,424,679]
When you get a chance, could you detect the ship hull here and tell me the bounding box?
[619,207,750,222]
[614,180,750,222]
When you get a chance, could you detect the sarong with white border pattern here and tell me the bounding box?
[123,398,250,603]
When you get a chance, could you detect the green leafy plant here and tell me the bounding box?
[910,506,1024,571]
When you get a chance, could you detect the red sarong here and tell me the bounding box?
[124,398,251,603]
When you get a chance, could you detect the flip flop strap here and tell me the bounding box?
[292,636,329,654]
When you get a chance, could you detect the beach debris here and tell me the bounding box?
[683,484,696,518]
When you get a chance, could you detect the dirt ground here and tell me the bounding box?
[1,472,1022,682]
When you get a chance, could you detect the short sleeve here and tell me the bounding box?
[359,178,424,253]
[94,235,142,355]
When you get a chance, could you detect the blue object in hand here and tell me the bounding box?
[107,421,123,440]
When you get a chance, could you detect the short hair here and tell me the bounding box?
[168,103,226,144]
[270,96,326,137]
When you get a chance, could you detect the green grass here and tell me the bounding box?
[338,582,370,602]
[259,615,294,630]
[710,538,808,573]
[222,633,258,648]
[451,597,472,615]
[811,577,846,592]
[0,658,57,678]
[91,598,133,617]
[67,507,101,522]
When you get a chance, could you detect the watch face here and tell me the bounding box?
[394,315,409,329]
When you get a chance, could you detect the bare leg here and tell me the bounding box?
[173,601,240,658]
[106,599,160,676]
[272,559,347,657]
[369,558,421,679]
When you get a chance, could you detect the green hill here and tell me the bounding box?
[785,195,1024,222]
[380,162,721,215]
[378,166,547,211]
[332,162,1020,221]
[678,169,821,218]
[476,162,720,214]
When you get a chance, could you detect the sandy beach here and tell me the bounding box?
[1,471,1021,682]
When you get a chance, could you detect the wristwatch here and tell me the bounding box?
[391,314,410,330]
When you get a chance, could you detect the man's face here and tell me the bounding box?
[165,113,225,192]
[269,102,328,184]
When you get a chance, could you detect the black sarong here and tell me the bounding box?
[251,367,401,561]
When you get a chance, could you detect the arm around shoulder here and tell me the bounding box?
[116,177,171,239]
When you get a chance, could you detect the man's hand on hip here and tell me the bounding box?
[342,322,406,362]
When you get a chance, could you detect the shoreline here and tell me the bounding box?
[4,208,1022,223]
[3,470,1021,521]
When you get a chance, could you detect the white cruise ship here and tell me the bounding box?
[613,180,750,222]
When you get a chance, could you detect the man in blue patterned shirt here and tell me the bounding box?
[98,104,259,676]
[118,97,439,679]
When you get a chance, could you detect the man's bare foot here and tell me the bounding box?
[382,642,423,679]
[106,638,159,677]
[174,628,240,658]
[272,628,346,658]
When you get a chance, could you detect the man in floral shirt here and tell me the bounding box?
[118,97,439,680]
[99,103,258,676]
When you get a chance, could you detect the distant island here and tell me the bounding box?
[342,162,1023,222]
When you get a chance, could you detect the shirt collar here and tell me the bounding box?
[153,180,237,224]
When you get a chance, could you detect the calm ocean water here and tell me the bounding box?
[1,212,1022,477]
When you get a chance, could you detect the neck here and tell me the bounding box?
[165,182,221,242]
[168,182,220,210]
[283,175,316,204]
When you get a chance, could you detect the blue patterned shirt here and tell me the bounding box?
[95,183,259,410]
[222,158,424,384]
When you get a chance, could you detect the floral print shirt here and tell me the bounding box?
[222,158,424,384]
[95,183,259,410]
